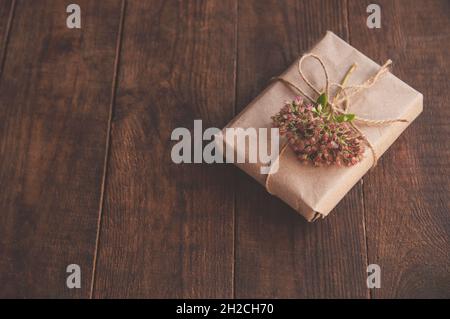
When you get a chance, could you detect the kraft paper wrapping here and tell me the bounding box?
[219,31,423,221]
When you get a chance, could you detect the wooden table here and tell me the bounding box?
[0,0,448,298]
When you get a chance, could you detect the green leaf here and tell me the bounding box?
[345,113,355,122]
[335,114,346,123]
[335,113,356,123]
[316,93,328,108]
[316,104,322,113]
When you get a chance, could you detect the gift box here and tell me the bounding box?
[217,31,423,221]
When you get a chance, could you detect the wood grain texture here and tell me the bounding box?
[0,0,14,75]
[234,0,369,298]
[93,0,236,298]
[348,0,450,298]
[0,0,122,298]
[0,0,13,39]
[0,0,448,299]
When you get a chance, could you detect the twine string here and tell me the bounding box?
[265,53,408,194]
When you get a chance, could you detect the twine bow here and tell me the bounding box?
[265,53,407,194]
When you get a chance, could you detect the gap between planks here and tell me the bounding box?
[0,0,17,80]
[89,0,127,299]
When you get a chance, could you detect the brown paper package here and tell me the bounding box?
[217,31,423,221]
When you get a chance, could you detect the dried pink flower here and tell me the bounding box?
[271,96,365,166]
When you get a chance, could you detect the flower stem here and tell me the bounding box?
[333,63,357,108]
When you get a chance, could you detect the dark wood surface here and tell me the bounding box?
[234,0,368,298]
[0,0,448,298]
[348,0,450,298]
[0,0,14,76]
[93,0,236,298]
[0,0,123,298]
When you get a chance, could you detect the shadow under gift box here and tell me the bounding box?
[216,31,423,222]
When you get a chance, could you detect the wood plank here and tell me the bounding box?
[0,0,123,298]
[0,0,14,74]
[93,0,236,298]
[234,0,369,298]
[348,0,450,298]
